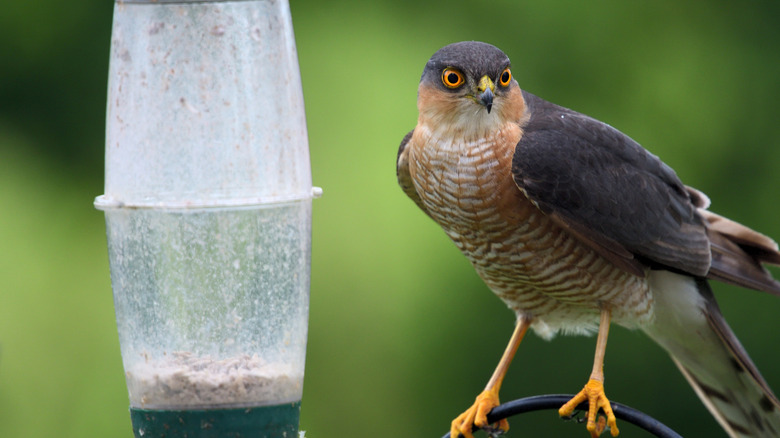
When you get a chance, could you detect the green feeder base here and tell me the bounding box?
[129,401,301,438]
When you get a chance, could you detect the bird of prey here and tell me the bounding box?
[396,41,780,438]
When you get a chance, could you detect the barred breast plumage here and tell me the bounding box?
[406,120,653,339]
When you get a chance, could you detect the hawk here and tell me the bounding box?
[396,41,780,437]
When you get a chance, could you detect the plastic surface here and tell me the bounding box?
[97,0,313,419]
[98,0,310,208]
[106,202,311,409]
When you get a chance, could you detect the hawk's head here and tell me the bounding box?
[417,41,525,138]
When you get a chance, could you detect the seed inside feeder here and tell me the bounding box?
[125,351,303,409]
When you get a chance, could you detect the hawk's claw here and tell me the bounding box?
[559,379,619,437]
[451,389,509,438]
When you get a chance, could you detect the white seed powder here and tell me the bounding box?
[125,351,303,409]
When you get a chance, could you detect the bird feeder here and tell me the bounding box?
[95,0,316,436]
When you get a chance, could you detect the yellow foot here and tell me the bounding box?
[451,389,509,438]
[559,379,619,437]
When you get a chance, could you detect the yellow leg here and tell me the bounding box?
[451,317,531,438]
[559,308,619,437]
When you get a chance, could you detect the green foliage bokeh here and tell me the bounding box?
[2,1,780,437]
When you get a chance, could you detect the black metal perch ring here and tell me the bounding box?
[441,394,682,437]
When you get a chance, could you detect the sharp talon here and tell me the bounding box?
[451,389,508,438]
[594,415,607,436]
[482,419,509,437]
[559,379,619,437]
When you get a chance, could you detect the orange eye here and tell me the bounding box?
[499,68,512,87]
[441,68,465,88]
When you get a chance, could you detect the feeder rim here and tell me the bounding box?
[94,187,322,210]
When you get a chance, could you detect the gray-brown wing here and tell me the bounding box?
[397,129,431,217]
[512,92,711,277]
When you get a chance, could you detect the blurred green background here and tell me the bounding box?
[2,1,780,437]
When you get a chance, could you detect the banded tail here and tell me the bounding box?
[644,198,780,437]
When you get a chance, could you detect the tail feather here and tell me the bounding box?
[699,209,780,295]
[685,186,780,294]
[645,271,780,438]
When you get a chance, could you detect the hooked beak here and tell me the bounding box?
[477,75,495,113]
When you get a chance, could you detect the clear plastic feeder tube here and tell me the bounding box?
[104,203,311,410]
[96,0,314,434]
